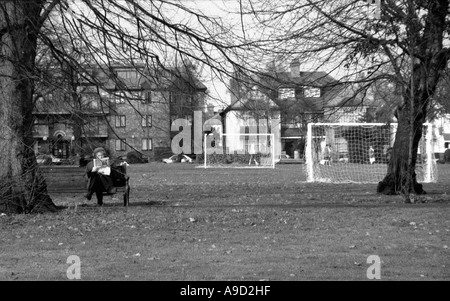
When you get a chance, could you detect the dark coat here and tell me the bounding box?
[85,161,114,193]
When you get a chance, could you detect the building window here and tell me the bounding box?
[85,117,100,134]
[141,115,152,127]
[303,87,321,98]
[142,91,152,104]
[114,92,126,103]
[115,115,126,128]
[170,92,182,111]
[115,139,126,151]
[279,88,295,99]
[142,138,152,151]
[116,70,139,81]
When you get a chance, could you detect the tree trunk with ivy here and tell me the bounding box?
[0,1,57,213]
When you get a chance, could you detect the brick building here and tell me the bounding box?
[32,64,207,162]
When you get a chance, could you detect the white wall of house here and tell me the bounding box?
[431,113,450,154]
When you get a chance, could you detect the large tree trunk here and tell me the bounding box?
[0,1,58,213]
[377,102,425,195]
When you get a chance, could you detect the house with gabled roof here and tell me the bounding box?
[264,60,340,159]
[221,59,350,160]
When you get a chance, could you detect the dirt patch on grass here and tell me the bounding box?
[0,163,449,280]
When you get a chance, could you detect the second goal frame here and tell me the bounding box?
[305,122,436,183]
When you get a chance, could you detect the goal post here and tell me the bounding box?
[203,133,275,168]
[305,122,437,183]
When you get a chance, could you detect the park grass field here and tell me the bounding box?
[0,162,449,281]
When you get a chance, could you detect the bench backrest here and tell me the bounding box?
[40,166,86,193]
[39,165,127,193]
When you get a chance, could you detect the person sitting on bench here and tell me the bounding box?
[85,147,116,206]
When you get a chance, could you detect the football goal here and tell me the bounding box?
[203,133,275,168]
[304,123,437,183]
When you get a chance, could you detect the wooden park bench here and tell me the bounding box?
[39,165,131,206]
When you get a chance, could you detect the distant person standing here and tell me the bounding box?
[248,142,259,165]
[323,144,332,166]
[369,146,375,164]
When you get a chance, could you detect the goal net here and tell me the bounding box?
[304,123,437,183]
[203,133,275,168]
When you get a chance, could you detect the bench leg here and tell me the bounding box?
[123,185,130,206]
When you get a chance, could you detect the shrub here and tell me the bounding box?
[444,149,450,163]
[126,151,148,164]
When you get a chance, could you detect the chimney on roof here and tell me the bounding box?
[290,59,300,78]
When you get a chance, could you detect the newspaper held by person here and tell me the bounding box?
[94,157,111,175]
